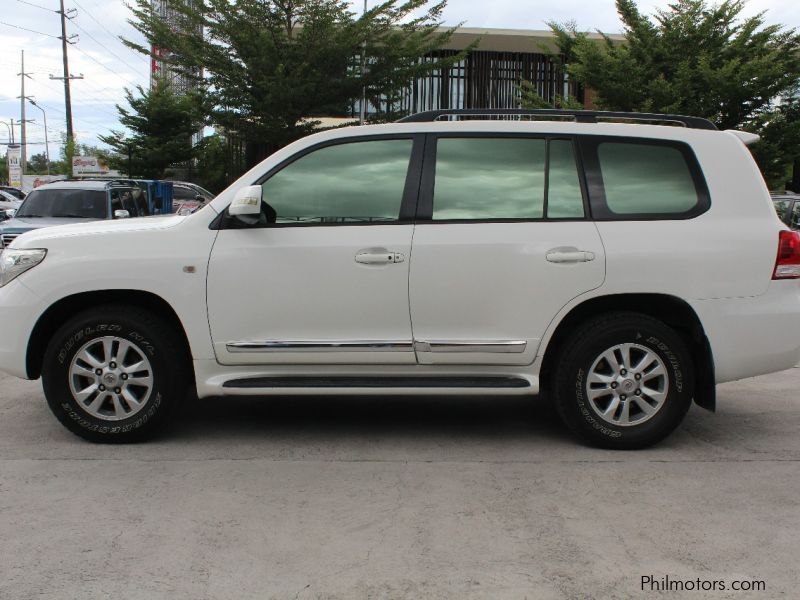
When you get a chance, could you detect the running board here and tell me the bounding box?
[222,376,532,389]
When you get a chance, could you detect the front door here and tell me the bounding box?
[207,135,423,365]
[409,135,606,365]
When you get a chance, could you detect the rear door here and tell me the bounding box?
[408,134,605,365]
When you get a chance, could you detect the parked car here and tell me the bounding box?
[0,190,22,219]
[0,180,149,249]
[171,181,215,215]
[772,192,800,230]
[1,109,799,449]
[0,186,26,201]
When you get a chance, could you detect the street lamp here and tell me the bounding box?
[0,119,14,144]
[26,98,49,175]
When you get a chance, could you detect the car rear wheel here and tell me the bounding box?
[41,304,188,442]
[553,312,694,449]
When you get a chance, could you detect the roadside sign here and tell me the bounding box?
[7,144,22,188]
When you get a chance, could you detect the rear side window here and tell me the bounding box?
[791,202,800,230]
[429,137,585,220]
[585,139,708,219]
[773,200,791,225]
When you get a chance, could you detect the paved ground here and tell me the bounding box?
[1,369,799,600]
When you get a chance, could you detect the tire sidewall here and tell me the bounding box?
[42,309,179,440]
[559,317,693,448]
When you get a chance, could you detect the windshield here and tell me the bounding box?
[15,189,108,219]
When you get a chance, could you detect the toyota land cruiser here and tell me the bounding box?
[1,109,799,449]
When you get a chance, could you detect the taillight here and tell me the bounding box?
[773,230,800,279]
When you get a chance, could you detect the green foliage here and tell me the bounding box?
[519,80,583,110]
[27,152,50,175]
[100,79,206,179]
[547,0,800,188]
[748,94,800,190]
[194,134,229,193]
[124,0,463,165]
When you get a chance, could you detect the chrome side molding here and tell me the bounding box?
[414,340,527,353]
[226,341,414,353]
[226,340,527,354]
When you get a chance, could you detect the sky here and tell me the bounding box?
[1,0,799,162]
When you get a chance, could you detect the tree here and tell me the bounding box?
[100,80,206,179]
[27,152,50,175]
[194,134,229,193]
[125,0,463,167]
[546,1,800,187]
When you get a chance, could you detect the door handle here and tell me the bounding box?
[355,251,405,265]
[545,248,596,263]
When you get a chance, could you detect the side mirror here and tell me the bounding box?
[195,194,205,203]
[228,185,262,224]
[114,209,130,219]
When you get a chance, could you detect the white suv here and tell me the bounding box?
[1,109,799,449]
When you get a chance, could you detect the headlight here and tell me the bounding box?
[0,249,47,287]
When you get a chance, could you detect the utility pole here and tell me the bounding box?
[51,0,83,175]
[18,50,33,175]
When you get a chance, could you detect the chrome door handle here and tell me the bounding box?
[546,249,596,263]
[355,251,405,265]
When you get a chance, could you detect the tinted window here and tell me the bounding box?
[431,138,585,220]
[433,138,546,220]
[791,202,800,230]
[547,140,585,218]
[773,199,791,225]
[173,186,197,200]
[598,142,699,214]
[16,189,107,219]
[262,139,413,224]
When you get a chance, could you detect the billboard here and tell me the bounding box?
[72,155,110,176]
[6,144,22,188]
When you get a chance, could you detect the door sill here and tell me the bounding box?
[222,375,532,389]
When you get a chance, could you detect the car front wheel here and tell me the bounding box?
[41,304,188,442]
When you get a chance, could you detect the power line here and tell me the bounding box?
[69,17,147,75]
[70,43,133,86]
[0,20,60,39]
[12,0,54,12]
[71,0,150,66]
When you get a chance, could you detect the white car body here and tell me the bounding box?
[1,115,799,446]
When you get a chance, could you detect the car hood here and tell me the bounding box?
[4,215,185,247]
[1,216,99,234]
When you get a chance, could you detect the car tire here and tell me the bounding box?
[553,312,694,450]
[41,304,189,443]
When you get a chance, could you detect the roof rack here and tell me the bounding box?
[396,109,718,130]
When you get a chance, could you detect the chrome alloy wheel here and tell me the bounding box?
[68,336,154,421]
[586,343,669,427]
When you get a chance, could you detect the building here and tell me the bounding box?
[149,0,203,94]
[348,28,624,120]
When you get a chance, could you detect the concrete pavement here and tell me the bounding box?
[1,368,799,599]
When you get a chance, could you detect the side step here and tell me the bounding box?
[222,376,531,389]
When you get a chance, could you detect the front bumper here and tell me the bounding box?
[0,278,43,379]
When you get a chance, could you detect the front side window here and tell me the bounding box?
[597,142,700,215]
[431,137,585,220]
[261,139,413,224]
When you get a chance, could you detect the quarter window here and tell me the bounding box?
[791,202,800,231]
[261,139,413,224]
[431,137,585,220]
[597,142,700,215]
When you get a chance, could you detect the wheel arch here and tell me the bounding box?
[539,293,715,411]
[26,289,193,381]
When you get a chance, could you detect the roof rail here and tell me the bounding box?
[396,109,718,130]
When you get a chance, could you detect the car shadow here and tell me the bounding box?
[170,393,572,444]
